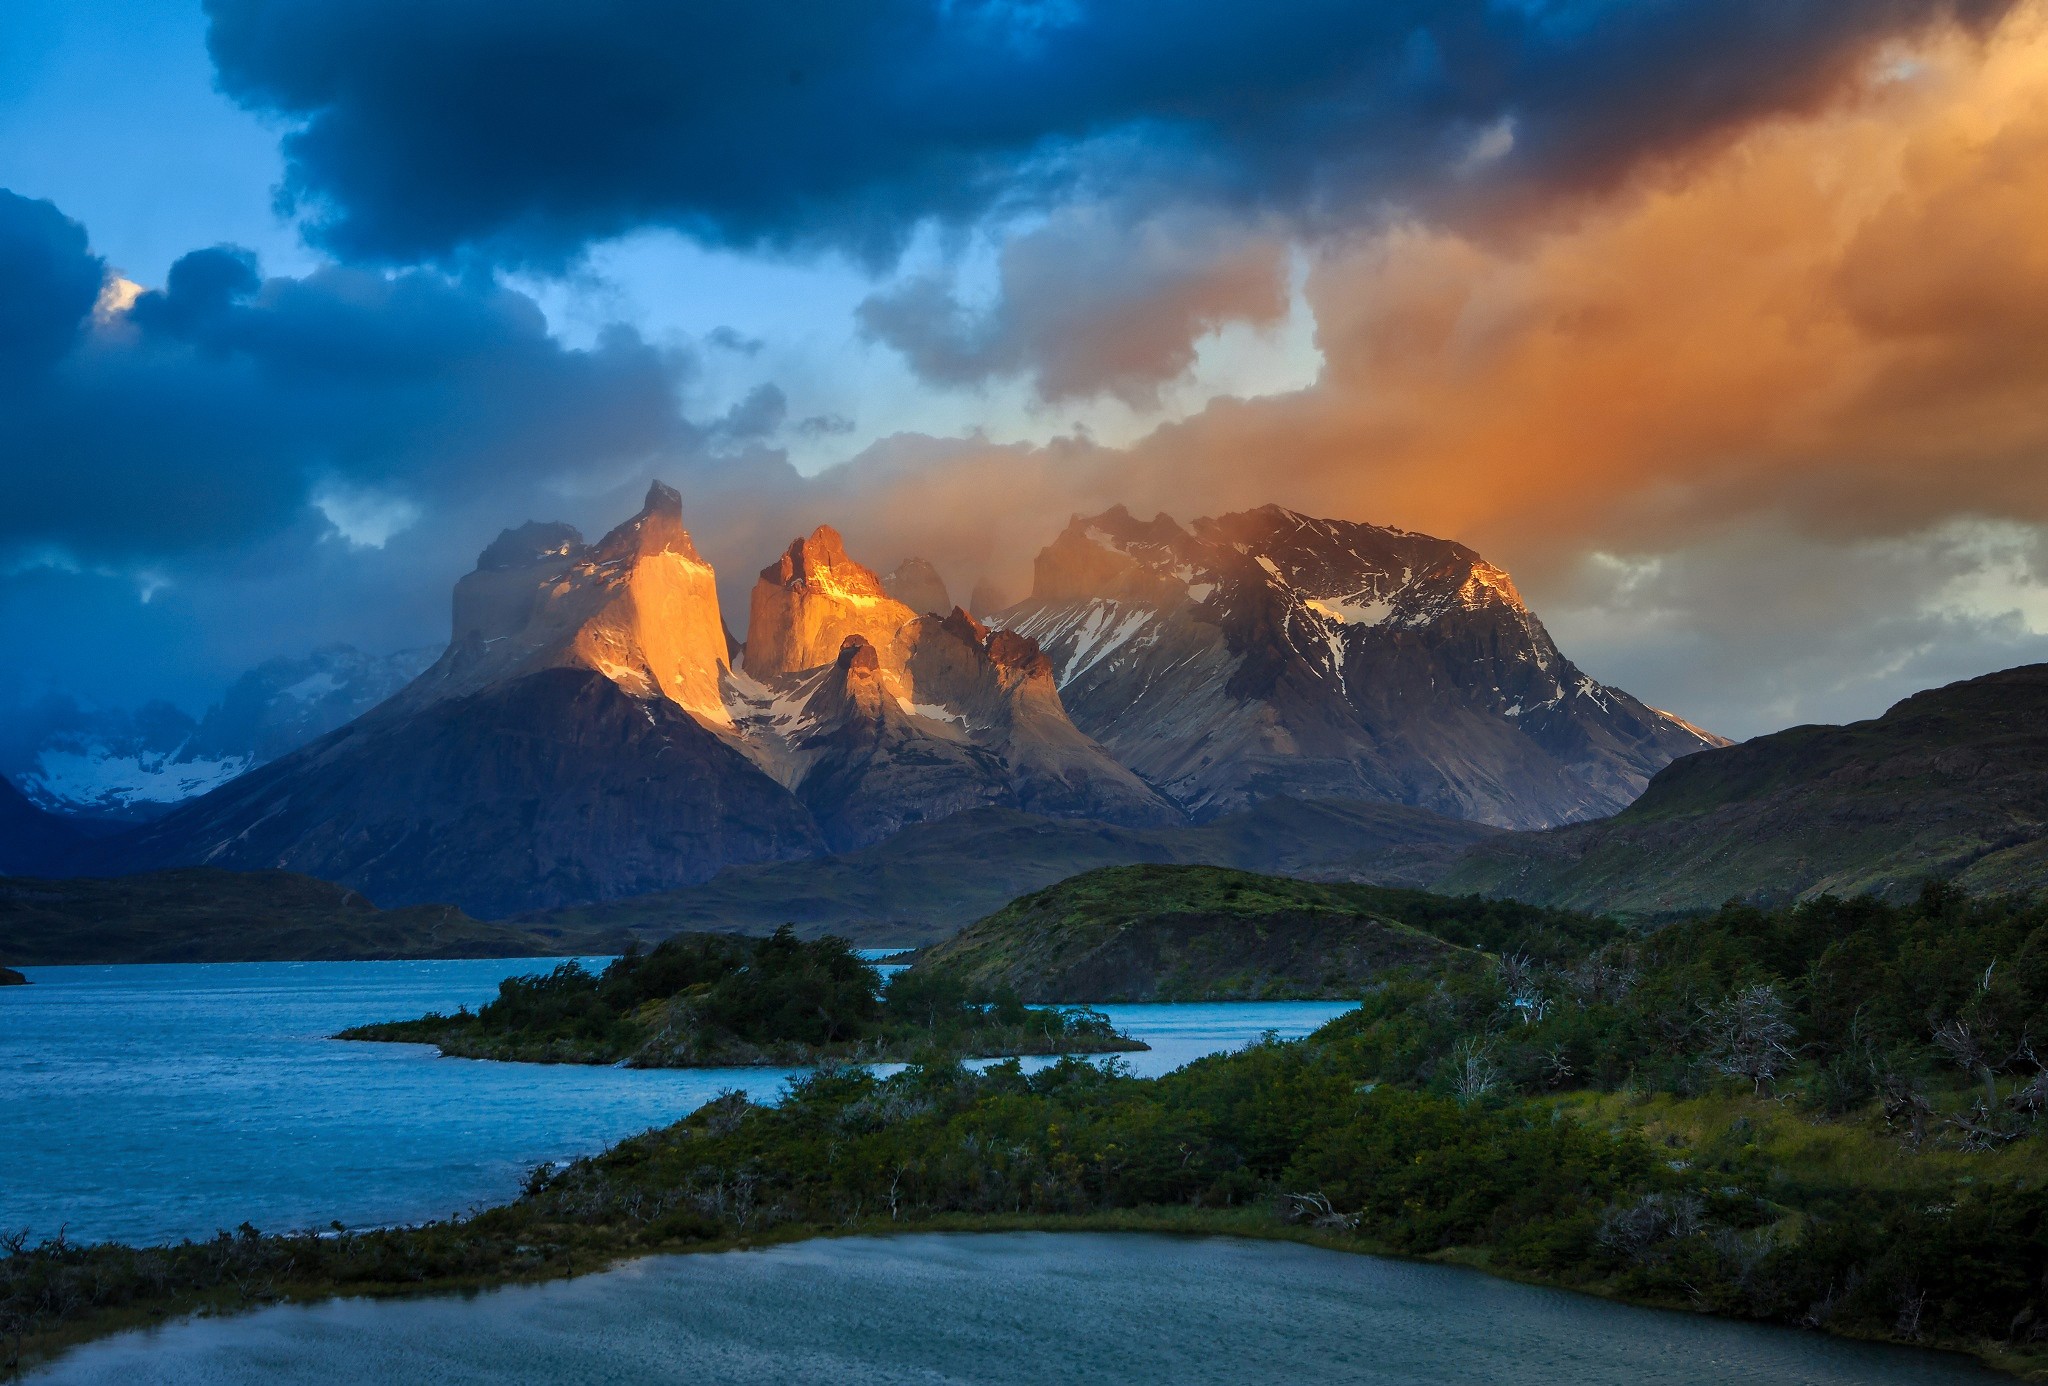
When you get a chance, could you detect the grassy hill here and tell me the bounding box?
[526,799,1499,948]
[0,868,628,966]
[916,864,1609,1001]
[1438,663,2048,918]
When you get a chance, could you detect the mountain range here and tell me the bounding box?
[12,483,1726,917]
[0,645,436,823]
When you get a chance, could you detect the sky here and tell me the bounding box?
[2,0,2046,741]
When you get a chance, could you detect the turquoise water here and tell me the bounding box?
[25,1232,1999,1384]
[0,960,1351,1245]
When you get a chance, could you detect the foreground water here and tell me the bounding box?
[0,960,1352,1245]
[25,1232,1998,1384]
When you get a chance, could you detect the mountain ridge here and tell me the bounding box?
[98,485,1177,911]
[994,503,1722,828]
[48,484,1731,917]
[1437,662,2048,916]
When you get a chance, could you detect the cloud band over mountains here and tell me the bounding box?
[2,0,2047,736]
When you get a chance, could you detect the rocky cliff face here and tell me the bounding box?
[882,557,952,616]
[743,527,921,681]
[996,504,1722,828]
[734,533,1181,847]
[405,482,734,723]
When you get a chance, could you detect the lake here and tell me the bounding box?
[23,1232,2000,1384]
[0,959,1353,1245]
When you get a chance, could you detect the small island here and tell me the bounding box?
[339,926,1144,1066]
[0,965,26,986]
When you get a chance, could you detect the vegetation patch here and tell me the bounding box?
[0,868,626,966]
[22,882,2048,1378]
[340,927,1142,1066]
[917,863,1609,1001]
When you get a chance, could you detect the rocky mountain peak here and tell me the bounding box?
[411,480,731,722]
[985,628,1051,679]
[883,557,952,615]
[477,521,586,573]
[644,479,683,515]
[762,525,885,597]
[940,606,990,647]
[1031,509,1195,606]
[998,501,1722,828]
[592,479,703,565]
[836,634,881,675]
[745,529,915,681]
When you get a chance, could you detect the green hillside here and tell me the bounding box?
[1439,664,2048,918]
[916,863,1609,1001]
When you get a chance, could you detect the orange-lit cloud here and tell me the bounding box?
[777,2,2048,594]
[1144,0,2048,566]
[685,2,2048,735]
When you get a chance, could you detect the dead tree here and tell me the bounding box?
[1702,983,1798,1094]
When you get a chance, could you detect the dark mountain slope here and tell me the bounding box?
[112,668,824,917]
[0,776,79,875]
[525,797,1501,947]
[1439,663,2048,917]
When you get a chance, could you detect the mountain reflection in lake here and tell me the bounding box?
[25,1233,1998,1385]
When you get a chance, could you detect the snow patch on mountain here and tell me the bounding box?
[1305,595,1394,627]
[25,746,251,812]
[7,644,438,820]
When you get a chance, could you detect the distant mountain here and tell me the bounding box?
[4,645,434,823]
[0,775,79,875]
[0,867,625,966]
[186,644,440,766]
[523,797,1501,947]
[111,486,1175,914]
[1438,663,2048,917]
[881,557,951,615]
[995,504,1722,827]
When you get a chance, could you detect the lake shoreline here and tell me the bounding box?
[335,1023,1147,1067]
[6,1211,2021,1381]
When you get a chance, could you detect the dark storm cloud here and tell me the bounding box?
[203,0,2015,268]
[0,190,703,568]
[0,191,104,373]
